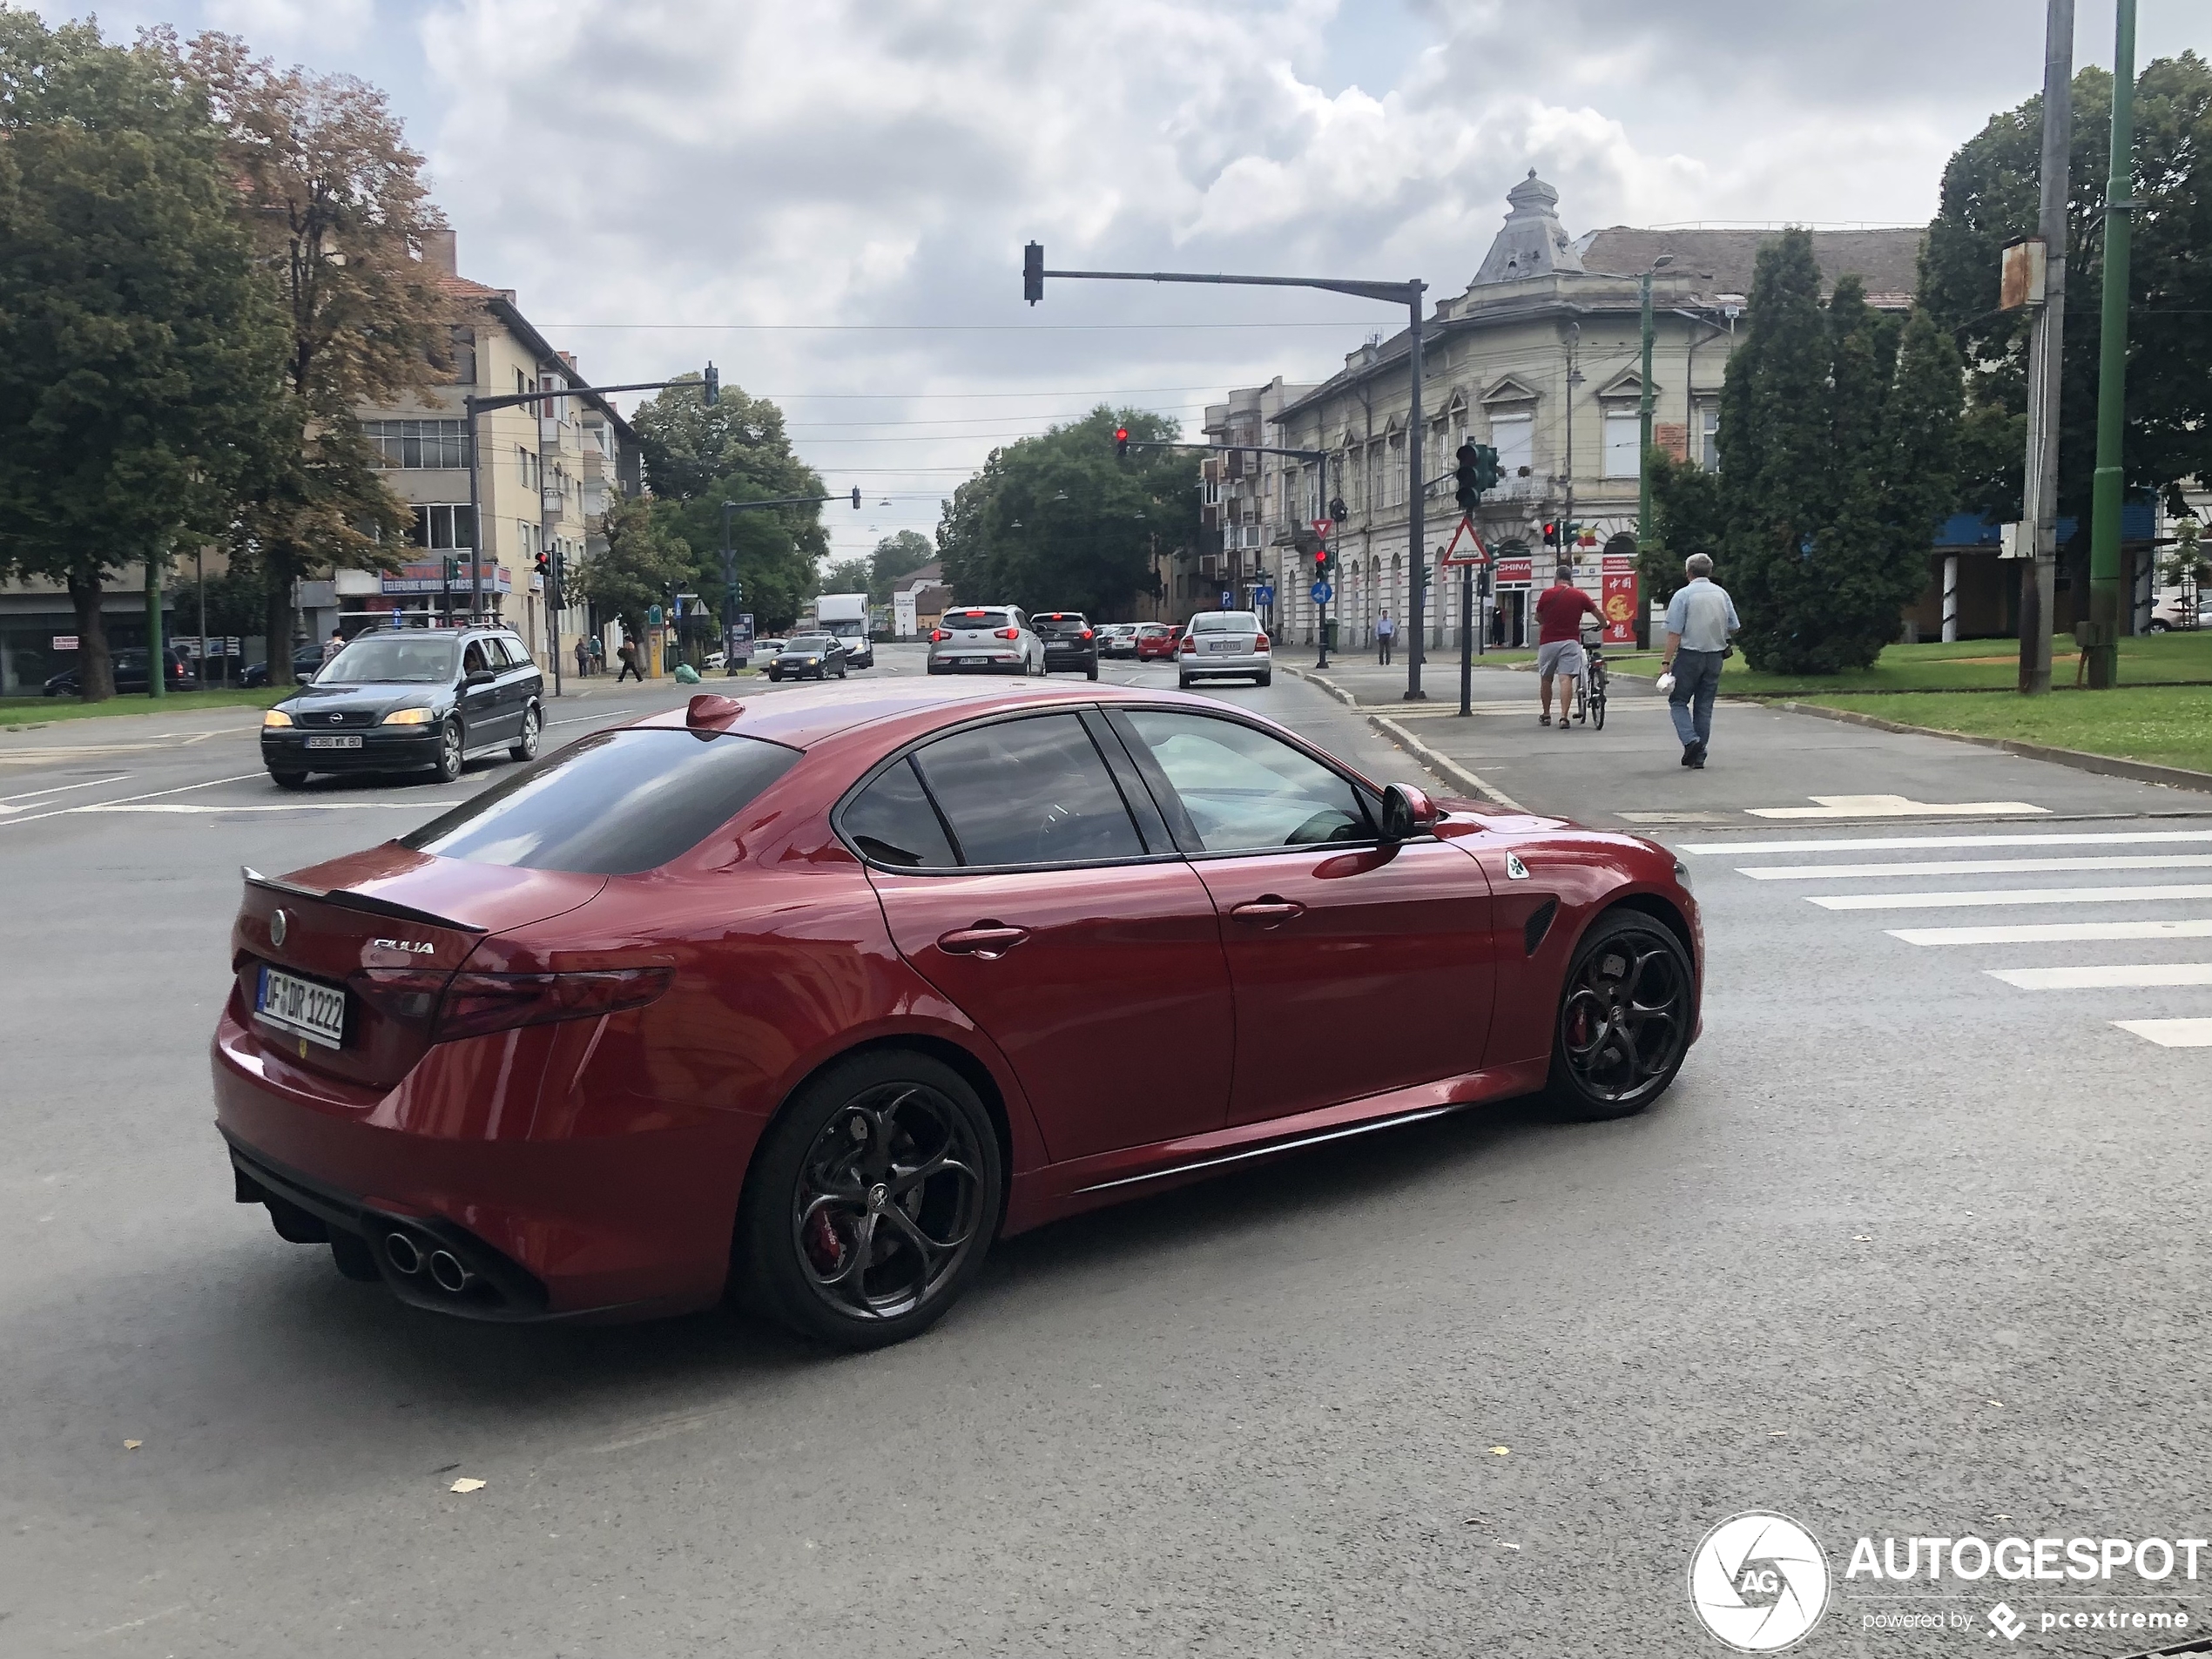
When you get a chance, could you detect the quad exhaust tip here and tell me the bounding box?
[385,1232,422,1275]
[427,1250,474,1294]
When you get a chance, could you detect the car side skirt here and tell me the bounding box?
[1001,1056,1548,1234]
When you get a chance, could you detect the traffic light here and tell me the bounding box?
[730,581,744,606]
[851,487,861,509]
[1313,543,1332,577]
[1023,241,1044,305]
[703,362,720,407]
[1541,522,1559,549]
[1471,442,1501,493]
[534,549,554,604]
[1453,442,1480,513]
[1114,426,1130,461]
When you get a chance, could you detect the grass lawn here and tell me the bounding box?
[1607,631,2212,695]
[0,686,286,729]
[1798,685,2212,776]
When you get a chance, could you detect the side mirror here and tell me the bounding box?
[464,669,495,687]
[1379,782,1439,842]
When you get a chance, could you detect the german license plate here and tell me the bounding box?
[304,734,362,750]
[257,966,346,1049]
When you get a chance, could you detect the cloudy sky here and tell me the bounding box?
[27,0,2207,567]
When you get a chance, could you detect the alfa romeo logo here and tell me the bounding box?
[1688,1511,1830,1651]
[269,908,288,947]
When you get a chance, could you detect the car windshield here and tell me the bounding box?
[320,636,460,684]
[785,636,833,651]
[947,610,1009,631]
[1190,612,1259,634]
[401,729,802,874]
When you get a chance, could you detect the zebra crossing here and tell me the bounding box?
[1680,825,2212,1050]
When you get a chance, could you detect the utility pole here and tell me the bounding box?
[2019,0,2074,694]
[1635,257,1674,604]
[144,547,165,700]
[1021,245,1428,695]
[2086,0,2135,690]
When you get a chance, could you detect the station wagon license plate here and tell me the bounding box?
[304,734,362,750]
[257,966,346,1049]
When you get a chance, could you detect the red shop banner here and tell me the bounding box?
[1602,570,1639,644]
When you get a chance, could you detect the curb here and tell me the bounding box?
[1283,665,1359,708]
[1367,714,1530,813]
[1773,700,2212,797]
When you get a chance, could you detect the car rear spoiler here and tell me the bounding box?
[241,867,486,935]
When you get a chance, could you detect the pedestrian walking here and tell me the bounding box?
[615,638,643,684]
[574,636,591,678]
[1659,552,1741,769]
[590,636,604,675]
[1376,610,1396,665]
[1534,566,1601,728]
[320,627,344,665]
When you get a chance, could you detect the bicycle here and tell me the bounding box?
[1579,617,1608,730]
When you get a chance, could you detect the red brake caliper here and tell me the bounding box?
[809,1208,846,1271]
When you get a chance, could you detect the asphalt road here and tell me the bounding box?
[2,643,2206,1658]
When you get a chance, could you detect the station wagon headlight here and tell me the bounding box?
[381,705,435,725]
[806,657,819,665]
[262,708,293,727]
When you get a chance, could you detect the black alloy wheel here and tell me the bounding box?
[431,718,464,784]
[738,1050,1000,1349]
[1545,910,1694,1120]
[509,705,541,762]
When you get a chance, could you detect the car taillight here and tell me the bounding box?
[1080,629,1094,639]
[995,627,1019,639]
[352,966,671,1042]
[930,629,948,643]
[1253,632,1270,651]
[1180,634,1196,652]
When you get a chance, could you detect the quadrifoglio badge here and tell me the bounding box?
[1689,1513,2204,1649]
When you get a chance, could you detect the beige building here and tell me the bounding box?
[1180,377,1318,627]
[1248,173,1920,649]
[342,230,643,672]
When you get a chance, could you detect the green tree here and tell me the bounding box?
[1642,448,1726,613]
[0,15,287,701]
[868,529,934,600]
[1919,54,2212,591]
[187,32,446,684]
[1718,234,1961,672]
[574,493,689,644]
[937,408,1198,614]
[821,557,873,597]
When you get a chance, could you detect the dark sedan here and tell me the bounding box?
[765,634,848,682]
[260,626,542,787]
[44,648,199,697]
[242,645,328,689]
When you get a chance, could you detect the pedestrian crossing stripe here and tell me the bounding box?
[1811,884,2212,911]
[1889,921,2212,946]
[2113,1018,2212,1049]
[1987,964,2212,990]
[1681,829,2212,856]
[1743,793,2047,820]
[1741,854,2212,881]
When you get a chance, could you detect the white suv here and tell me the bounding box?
[1177,610,1271,688]
[927,605,1042,676]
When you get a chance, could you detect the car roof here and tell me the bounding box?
[631,678,1177,750]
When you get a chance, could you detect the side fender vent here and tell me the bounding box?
[1523,898,1559,957]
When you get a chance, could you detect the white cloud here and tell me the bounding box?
[205,0,374,51]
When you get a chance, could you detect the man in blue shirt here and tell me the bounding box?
[1661,553,1740,769]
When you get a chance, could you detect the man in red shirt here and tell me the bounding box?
[1534,566,1602,728]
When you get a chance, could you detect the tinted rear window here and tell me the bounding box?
[1190,612,1259,634]
[947,610,1009,630]
[401,728,800,873]
[1035,617,1089,637]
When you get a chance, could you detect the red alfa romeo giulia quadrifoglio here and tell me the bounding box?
[212,679,1701,1348]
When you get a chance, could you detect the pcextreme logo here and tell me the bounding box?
[1689,1511,1831,1651]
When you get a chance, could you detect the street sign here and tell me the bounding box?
[1310,580,1333,604]
[1494,556,1533,586]
[1253,584,1275,606]
[1220,590,1232,609]
[1602,570,1639,644]
[51,634,78,652]
[1311,517,1334,539]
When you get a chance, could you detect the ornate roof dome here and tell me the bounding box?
[1472,169,1585,286]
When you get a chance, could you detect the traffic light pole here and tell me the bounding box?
[1025,248,1427,697]
[2086,0,2135,690]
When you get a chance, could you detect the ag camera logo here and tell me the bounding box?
[1689,1511,1831,1651]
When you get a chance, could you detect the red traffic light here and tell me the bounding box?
[1114,425,1130,460]
[1541,522,1558,546]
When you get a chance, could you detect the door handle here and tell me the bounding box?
[936,924,1030,959]
[1231,897,1305,925]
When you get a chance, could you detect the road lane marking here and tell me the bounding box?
[1683,829,2212,856]
[1810,884,2212,911]
[1987,962,2212,989]
[0,774,130,808]
[2114,1018,2212,1048]
[1744,794,2047,819]
[0,771,266,827]
[1742,854,2212,881]
[1889,920,2212,946]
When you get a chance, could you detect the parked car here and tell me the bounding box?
[242,645,330,690]
[1133,623,1178,661]
[44,647,199,697]
[259,624,542,788]
[213,677,1703,1347]
[1034,611,1100,679]
[927,605,1042,675]
[767,634,848,682]
[752,638,787,662]
[2146,599,2212,633]
[1098,624,1139,658]
[1177,610,1271,688]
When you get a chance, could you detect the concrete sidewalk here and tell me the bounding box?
[1286,663,2212,831]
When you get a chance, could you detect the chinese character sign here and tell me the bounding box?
[1601,570,1638,644]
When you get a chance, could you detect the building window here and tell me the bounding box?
[1602,409,1642,478]
[1698,401,1721,471]
[410,504,475,550]
[364,420,469,469]
[1489,411,1534,480]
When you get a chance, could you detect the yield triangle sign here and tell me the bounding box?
[1311,517,1334,538]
